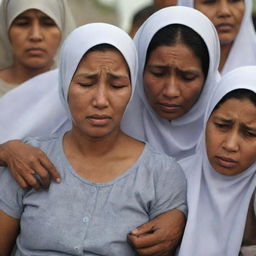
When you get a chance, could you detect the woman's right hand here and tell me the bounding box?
[0,140,60,189]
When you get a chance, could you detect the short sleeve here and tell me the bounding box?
[0,167,25,219]
[149,156,187,219]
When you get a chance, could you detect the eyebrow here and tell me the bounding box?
[146,65,201,74]
[213,117,233,123]
[75,73,129,80]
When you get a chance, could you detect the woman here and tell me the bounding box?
[0,0,75,96]
[121,6,220,160]
[179,0,256,74]
[0,23,187,255]
[177,66,256,255]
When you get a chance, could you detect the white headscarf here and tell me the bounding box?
[58,22,138,119]
[178,66,256,256]
[121,6,220,160]
[0,23,138,143]
[0,0,76,69]
[179,0,256,75]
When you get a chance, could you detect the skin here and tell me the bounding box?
[144,44,205,120]
[154,0,177,9]
[206,98,256,175]
[0,9,61,84]
[194,0,245,71]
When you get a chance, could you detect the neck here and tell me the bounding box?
[0,61,53,84]
[219,43,233,73]
[64,126,125,158]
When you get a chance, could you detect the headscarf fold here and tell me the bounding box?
[0,0,76,69]
[179,0,256,74]
[178,66,256,256]
[121,6,220,160]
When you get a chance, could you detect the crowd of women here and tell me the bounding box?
[0,0,255,255]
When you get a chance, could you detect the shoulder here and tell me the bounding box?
[141,143,186,179]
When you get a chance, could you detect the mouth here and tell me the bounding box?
[86,114,112,126]
[215,155,238,169]
[26,48,45,56]
[157,102,181,113]
[215,23,234,32]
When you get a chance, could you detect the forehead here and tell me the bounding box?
[211,98,256,123]
[16,9,49,18]
[75,49,130,73]
[147,44,201,66]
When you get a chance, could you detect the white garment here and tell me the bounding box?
[178,0,256,75]
[178,66,256,256]
[0,0,76,69]
[121,6,220,160]
[0,23,138,143]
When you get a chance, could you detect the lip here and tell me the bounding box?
[86,114,111,126]
[157,102,181,113]
[215,23,234,32]
[215,155,238,169]
[26,48,46,56]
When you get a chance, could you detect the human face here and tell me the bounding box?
[8,9,61,70]
[68,50,131,139]
[206,98,256,176]
[143,44,205,120]
[195,0,245,46]
[154,0,177,9]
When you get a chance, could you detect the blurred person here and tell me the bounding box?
[0,0,75,96]
[179,0,256,74]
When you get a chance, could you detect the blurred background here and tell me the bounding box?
[67,0,256,34]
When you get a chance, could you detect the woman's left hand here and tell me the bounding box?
[127,209,186,256]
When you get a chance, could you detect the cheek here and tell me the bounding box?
[143,75,163,101]
[47,29,61,50]
[183,81,204,104]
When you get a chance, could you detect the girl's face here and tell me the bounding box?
[68,49,131,139]
[195,0,245,46]
[206,97,256,175]
[9,9,61,69]
[143,44,205,120]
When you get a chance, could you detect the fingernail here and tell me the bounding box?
[56,178,61,183]
[131,228,138,235]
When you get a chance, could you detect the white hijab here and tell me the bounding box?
[178,66,256,256]
[121,6,220,160]
[179,0,256,75]
[0,0,76,69]
[58,22,138,119]
[0,23,138,143]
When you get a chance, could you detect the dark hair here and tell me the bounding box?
[145,24,209,78]
[85,43,130,79]
[213,89,256,112]
[87,43,118,54]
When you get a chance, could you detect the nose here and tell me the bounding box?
[28,22,43,41]
[217,0,232,18]
[92,83,109,109]
[222,130,239,153]
[162,75,180,99]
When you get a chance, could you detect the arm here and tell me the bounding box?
[0,140,60,189]
[128,209,186,256]
[0,210,19,256]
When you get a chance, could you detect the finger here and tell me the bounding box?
[31,162,51,189]
[130,221,155,236]
[19,171,42,190]
[12,174,29,189]
[129,237,170,256]
[40,157,61,183]
[128,232,162,249]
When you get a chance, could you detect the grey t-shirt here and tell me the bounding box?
[0,134,187,256]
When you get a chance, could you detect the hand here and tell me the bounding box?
[128,209,186,256]
[0,140,60,189]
